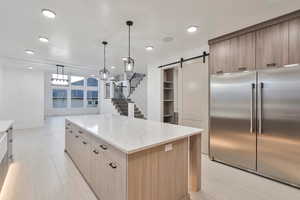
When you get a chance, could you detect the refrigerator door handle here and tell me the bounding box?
[259,82,264,134]
[250,83,255,133]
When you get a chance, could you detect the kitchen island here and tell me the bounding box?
[65,114,202,200]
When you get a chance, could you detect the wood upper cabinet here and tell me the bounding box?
[210,32,255,74]
[238,33,256,71]
[289,17,300,65]
[256,22,289,69]
[210,39,230,74]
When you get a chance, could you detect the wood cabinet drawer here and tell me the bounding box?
[96,138,126,166]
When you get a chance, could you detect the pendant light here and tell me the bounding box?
[99,41,110,81]
[124,21,135,73]
[51,65,68,86]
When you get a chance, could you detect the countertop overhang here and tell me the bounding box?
[66,114,202,154]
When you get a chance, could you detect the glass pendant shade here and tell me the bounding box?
[124,57,134,72]
[99,68,110,81]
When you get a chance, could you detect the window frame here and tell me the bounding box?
[50,74,99,109]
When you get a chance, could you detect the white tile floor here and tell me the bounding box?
[0,116,300,200]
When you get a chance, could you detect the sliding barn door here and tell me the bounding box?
[178,59,209,154]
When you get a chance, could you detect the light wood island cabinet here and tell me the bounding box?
[65,114,202,200]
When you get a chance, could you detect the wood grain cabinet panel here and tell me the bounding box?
[128,138,189,200]
[210,40,231,74]
[256,22,289,69]
[237,32,256,71]
[289,17,300,65]
[210,32,255,74]
[101,157,125,200]
[90,145,104,199]
[79,138,91,183]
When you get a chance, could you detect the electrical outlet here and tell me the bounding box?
[165,144,173,152]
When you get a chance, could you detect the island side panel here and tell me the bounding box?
[127,138,189,200]
[189,134,202,192]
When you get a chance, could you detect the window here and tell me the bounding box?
[52,89,68,108]
[87,91,98,107]
[71,76,84,86]
[51,75,99,110]
[71,90,84,108]
[87,77,98,87]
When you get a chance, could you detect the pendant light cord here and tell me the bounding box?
[129,25,131,58]
[104,43,106,72]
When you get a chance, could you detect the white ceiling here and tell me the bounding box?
[0,0,299,75]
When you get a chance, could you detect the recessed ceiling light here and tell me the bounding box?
[122,57,127,61]
[90,74,96,77]
[111,66,116,69]
[25,50,35,55]
[42,9,56,19]
[27,67,33,70]
[162,36,174,43]
[145,46,154,51]
[187,26,198,33]
[39,36,49,43]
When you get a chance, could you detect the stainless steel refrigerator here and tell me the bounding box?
[210,65,300,188]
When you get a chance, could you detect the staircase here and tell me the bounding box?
[128,73,146,98]
[111,98,145,119]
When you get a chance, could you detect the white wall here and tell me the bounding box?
[0,67,44,129]
[130,77,147,117]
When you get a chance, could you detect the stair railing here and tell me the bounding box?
[127,73,146,98]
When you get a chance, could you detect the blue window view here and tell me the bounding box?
[87,78,98,87]
[71,76,84,86]
[71,90,84,108]
[87,91,98,107]
[53,89,68,108]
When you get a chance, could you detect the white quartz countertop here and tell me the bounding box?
[0,120,13,133]
[66,114,202,154]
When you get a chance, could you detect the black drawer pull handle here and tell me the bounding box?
[66,127,69,130]
[69,130,73,133]
[93,150,99,154]
[67,123,71,126]
[78,131,83,134]
[82,141,87,145]
[75,135,79,138]
[238,67,247,71]
[109,162,117,169]
[216,70,223,74]
[267,63,276,67]
[9,139,13,143]
[100,144,108,150]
